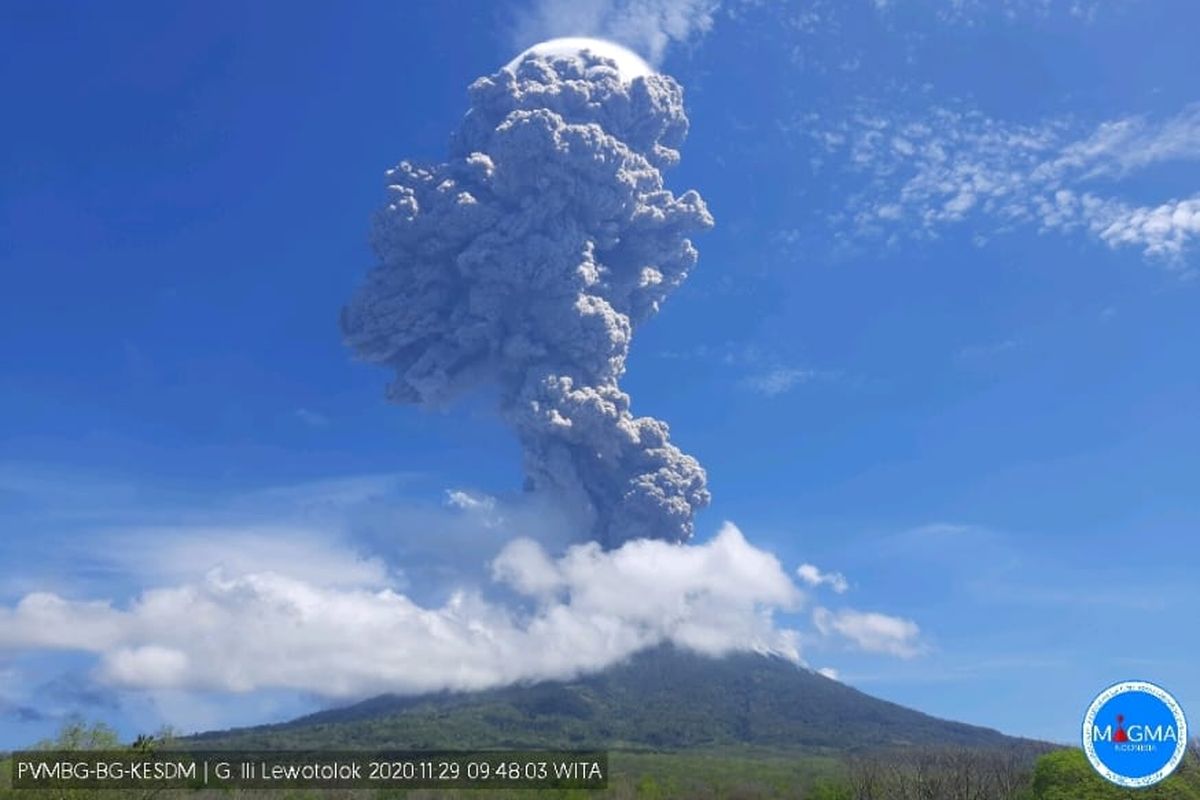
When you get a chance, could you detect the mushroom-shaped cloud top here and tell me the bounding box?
[505,37,654,82]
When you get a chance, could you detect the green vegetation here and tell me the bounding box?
[1028,747,1200,800]
[0,720,174,800]
[4,653,1196,798]
[3,719,1199,799]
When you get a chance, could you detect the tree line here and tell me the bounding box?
[3,721,1199,799]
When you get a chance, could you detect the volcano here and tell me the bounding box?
[188,646,1038,753]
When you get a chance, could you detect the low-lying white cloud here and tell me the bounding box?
[0,523,809,698]
[1,469,929,716]
[813,606,923,658]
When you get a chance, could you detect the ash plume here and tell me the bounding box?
[341,41,713,546]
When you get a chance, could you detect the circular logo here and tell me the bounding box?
[1082,680,1188,788]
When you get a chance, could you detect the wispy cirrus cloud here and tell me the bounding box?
[511,0,719,64]
[655,342,838,398]
[956,338,1021,363]
[99,526,391,590]
[741,366,818,397]
[907,0,1120,24]
[806,102,1200,270]
[293,407,329,428]
[509,0,1122,74]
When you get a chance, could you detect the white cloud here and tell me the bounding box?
[796,563,849,593]
[866,522,998,566]
[1043,105,1200,180]
[0,523,808,698]
[232,473,414,514]
[812,606,923,658]
[817,666,841,681]
[2,468,928,715]
[293,408,329,427]
[742,366,817,396]
[956,338,1020,362]
[444,488,505,530]
[98,526,391,590]
[512,0,719,65]
[810,102,1200,270]
[1090,196,1200,260]
[856,0,1124,25]
[0,462,142,512]
[445,488,498,514]
[907,521,979,538]
[659,345,841,398]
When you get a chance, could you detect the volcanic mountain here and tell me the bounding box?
[188,646,1036,753]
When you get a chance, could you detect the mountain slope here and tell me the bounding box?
[189,646,1035,753]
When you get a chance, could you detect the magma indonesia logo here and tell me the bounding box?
[1082,680,1189,788]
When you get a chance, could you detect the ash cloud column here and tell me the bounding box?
[342,39,713,546]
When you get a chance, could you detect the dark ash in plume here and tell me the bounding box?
[342,44,712,546]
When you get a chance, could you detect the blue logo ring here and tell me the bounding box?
[1082,680,1189,788]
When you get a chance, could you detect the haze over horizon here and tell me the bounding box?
[2,0,1198,749]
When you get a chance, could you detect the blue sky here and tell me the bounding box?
[2,0,1198,748]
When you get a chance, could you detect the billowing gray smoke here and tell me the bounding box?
[342,42,713,546]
